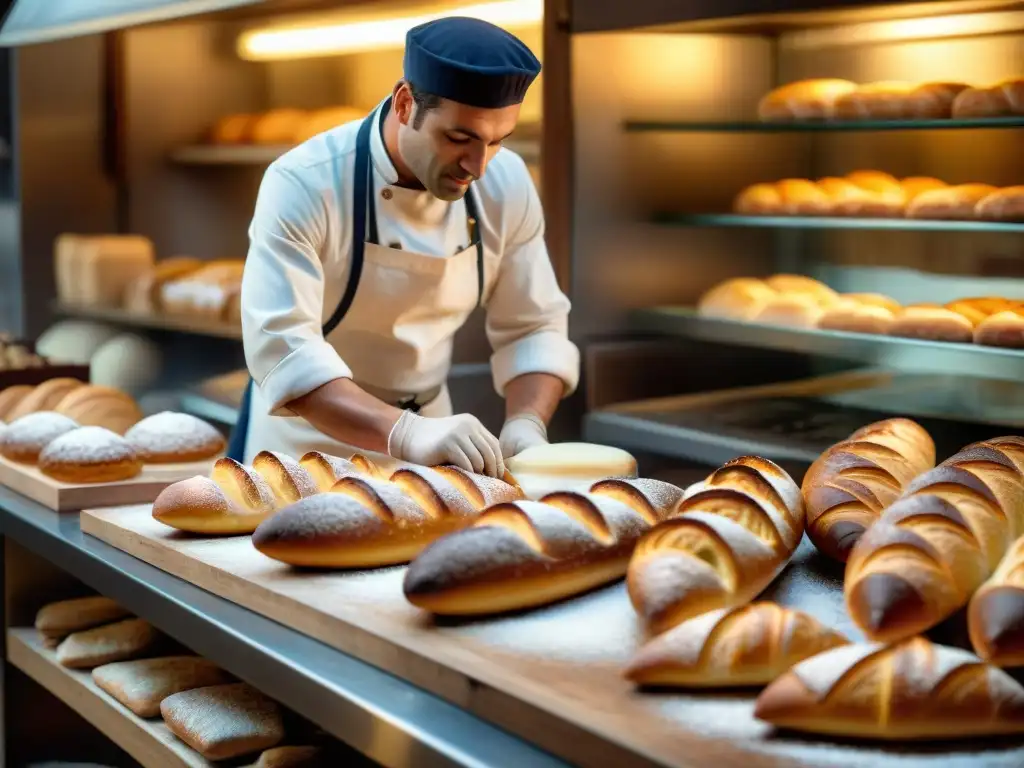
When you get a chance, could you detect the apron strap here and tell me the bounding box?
[465,186,485,307]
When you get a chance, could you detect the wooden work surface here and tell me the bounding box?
[80,505,1024,768]
[0,456,216,512]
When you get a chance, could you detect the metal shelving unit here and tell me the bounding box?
[51,302,241,340]
[649,213,1024,233]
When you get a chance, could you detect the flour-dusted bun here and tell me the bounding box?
[1,411,80,463]
[38,426,142,483]
[35,596,131,641]
[125,411,225,464]
[298,451,384,491]
[0,385,32,420]
[506,442,638,499]
[92,656,233,718]
[252,450,319,505]
[5,378,85,422]
[56,618,161,669]
[54,384,143,435]
[160,683,285,760]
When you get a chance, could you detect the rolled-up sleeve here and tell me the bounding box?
[242,164,352,416]
[485,167,580,397]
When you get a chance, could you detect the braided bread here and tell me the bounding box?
[969,531,1024,666]
[754,637,1024,740]
[253,464,524,568]
[626,456,804,635]
[801,418,935,562]
[624,602,847,688]
[845,437,1024,643]
[403,478,684,615]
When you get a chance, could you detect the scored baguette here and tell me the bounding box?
[754,637,1024,740]
[626,456,804,635]
[845,437,1024,643]
[969,533,1024,666]
[624,602,847,688]
[403,478,684,615]
[801,418,935,561]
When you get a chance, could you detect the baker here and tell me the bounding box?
[227,17,579,478]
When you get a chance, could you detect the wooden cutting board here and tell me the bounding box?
[80,505,1024,768]
[0,456,216,512]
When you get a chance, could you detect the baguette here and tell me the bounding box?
[951,78,1024,118]
[754,637,1024,739]
[626,456,804,635]
[299,450,384,491]
[251,450,319,505]
[403,478,684,615]
[801,418,935,561]
[624,602,847,687]
[253,464,525,568]
[153,457,278,534]
[845,438,1024,643]
[969,534,1024,666]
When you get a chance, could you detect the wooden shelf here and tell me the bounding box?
[52,302,241,340]
[7,628,211,768]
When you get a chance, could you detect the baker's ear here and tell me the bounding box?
[393,81,414,126]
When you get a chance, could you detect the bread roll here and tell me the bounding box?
[975,186,1024,222]
[751,293,825,328]
[249,109,307,145]
[35,596,130,640]
[801,418,934,562]
[775,179,831,215]
[625,602,847,687]
[975,309,1024,349]
[952,78,1024,118]
[905,82,971,118]
[755,637,1024,739]
[1,412,80,463]
[54,384,142,435]
[833,81,916,120]
[92,656,233,718]
[816,299,896,334]
[298,451,384,491]
[5,378,84,422]
[291,106,364,144]
[762,274,838,304]
[627,456,804,635]
[209,113,257,144]
[837,292,901,312]
[905,183,998,220]
[152,457,277,534]
[124,257,202,314]
[816,177,873,216]
[38,426,142,483]
[251,450,319,505]
[251,747,323,767]
[968,533,1024,666]
[124,411,225,464]
[56,618,160,669]
[404,478,683,615]
[160,683,284,760]
[944,296,1012,325]
[505,442,638,499]
[757,79,858,121]
[253,465,524,568]
[733,183,783,214]
[696,278,776,321]
[901,176,947,201]
[0,385,32,420]
[844,170,906,217]
[889,304,975,343]
[845,438,1024,643]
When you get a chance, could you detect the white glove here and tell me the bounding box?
[499,413,548,459]
[388,410,504,478]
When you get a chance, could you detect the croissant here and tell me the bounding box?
[754,637,1024,740]
[624,602,847,687]
[403,478,684,615]
[968,533,1024,666]
[845,437,1024,643]
[626,456,804,635]
[801,418,935,561]
[252,464,524,568]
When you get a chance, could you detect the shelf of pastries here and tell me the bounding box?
[0,335,90,388]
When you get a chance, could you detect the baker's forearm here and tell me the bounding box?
[504,372,564,424]
[286,377,403,454]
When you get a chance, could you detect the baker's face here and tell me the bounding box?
[395,84,521,201]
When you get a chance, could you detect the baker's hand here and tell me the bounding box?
[499,413,548,459]
[387,411,504,477]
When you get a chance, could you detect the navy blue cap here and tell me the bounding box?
[404,17,541,109]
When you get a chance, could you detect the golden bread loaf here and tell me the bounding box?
[0,411,80,463]
[124,411,225,464]
[775,178,831,215]
[160,683,285,760]
[845,437,1024,643]
[754,637,1024,739]
[252,450,319,505]
[751,293,825,328]
[124,257,203,314]
[627,456,804,635]
[816,177,875,216]
[975,309,1024,349]
[35,596,131,641]
[153,457,278,534]
[969,527,1024,667]
[889,304,976,343]
[0,385,31,420]
[253,464,524,568]
[975,185,1024,222]
[696,278,777,321]
[901,176,947,201]
[56,618,161,669]
[951,78,1024,118]
[625,602,847,687]
[403,478,683,615]
[833,81,914,119]
[732,183,782,215]
[92,655,233,718]
[53,384,142,435]
[905,183,998,220]
[801,418,935,562]
[762,274,838,305]
[38,426,143,483]
[817,294,901,334]
[5,378,84,422]
[298,450,384,491]
[757,79,858,121]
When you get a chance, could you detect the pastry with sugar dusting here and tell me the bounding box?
[153,456,277,535]
[0,411,80,463]
[299,450,384,491]
[124,411,225,464]
[38,426,142,483]
[403,477,683,616]
[252,450,319,504]
[56,617,162,669]
[160,682,285,760]
[252,464,523,568]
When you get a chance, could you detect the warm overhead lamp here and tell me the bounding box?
[237,0,543,61]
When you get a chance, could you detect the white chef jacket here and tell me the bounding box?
[240,99,580,462]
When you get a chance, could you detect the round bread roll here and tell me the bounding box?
[35,320,120,365]
[0,385,32,421]
[733,183,782,215]
[817,300,896,335]
[905,82,971,118]
[55,385,143,435]
[753,293,825,328]
[209,113,257,144]
[889,304,975,343]
[906,184,998,220]
[841,293,901,314]
[775,179,830,215]
[697,278,776,321]
[833,81,915,120]
[901,176,947,202]
[816,177,872,216]
[0,412,80,463]
[90,332,163,397]
[505,442,638,500]
[38,426,142,483]
[757,79,858,121]
[975,186,1024,222]
[124,411,225,464]
[762,274,838,305]
[249,109,307,145]
[4,378,84,423]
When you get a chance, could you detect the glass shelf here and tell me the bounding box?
[624,116,1024,133]
[653,213,1024,233]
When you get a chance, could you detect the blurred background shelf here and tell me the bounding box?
[51,302,241,340]
[624,116,1024,133]
[651,213,1024,232]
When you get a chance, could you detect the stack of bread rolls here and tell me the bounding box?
[758,77,1024,122]
[734,172,1024,222]
[208,106,366,146]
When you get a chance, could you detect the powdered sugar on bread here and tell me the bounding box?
[125,411,225,463]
